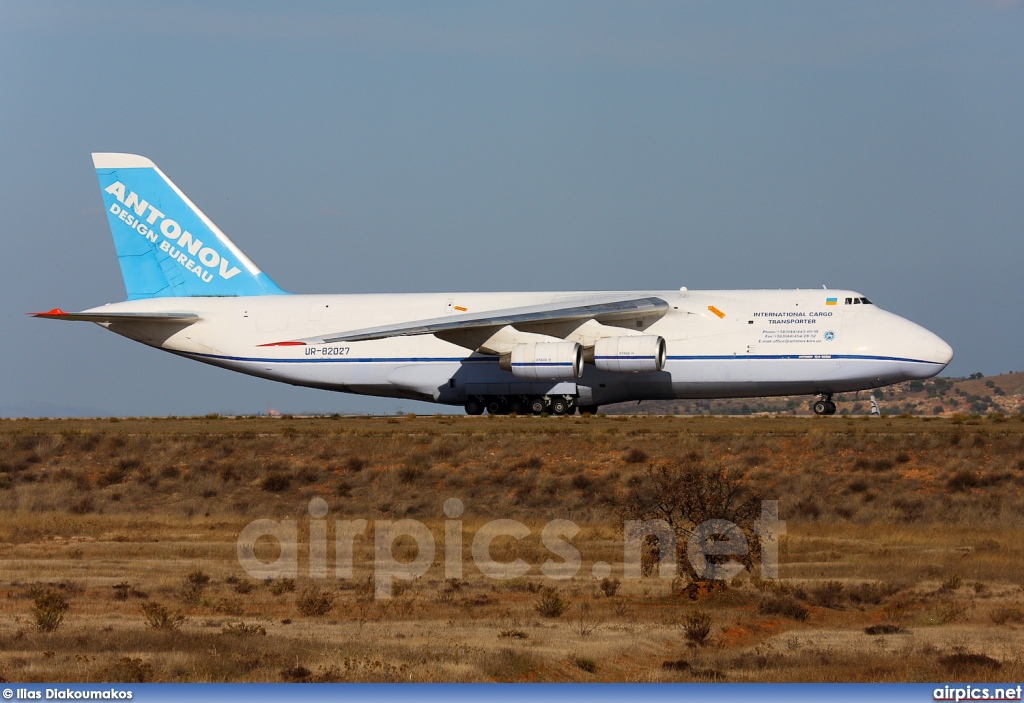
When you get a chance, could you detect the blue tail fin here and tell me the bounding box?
[93,153,287,299]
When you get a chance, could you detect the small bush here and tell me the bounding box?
[864,623,904,635]
[296,585,335,617]
[574,656,598,673]
[280,665,312,682]
[989,606,1024,625]
[758,594,809,621]
[222,622,267,637]
[938,652,1001,674]
[498,629,528,639]
[662,659,691,672]
[848,582,900,606]
[344,456,367,472]
[534,587,569,618]
[31,589,69,632]
[622,448,648,464]
[269,578,297,595]
[682,610,713,645]
[140,601,185,630]
[568,601,602,638]
[946,470,978,492]
[599,577,621,598]
[102,657,153,683]
[261,473,292,492]
[810,581,846,609]
[69,496,95,515]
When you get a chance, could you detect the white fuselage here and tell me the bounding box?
[86,288,953,407]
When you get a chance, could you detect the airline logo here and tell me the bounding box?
[103,181,241,283]
[825,298,837,305]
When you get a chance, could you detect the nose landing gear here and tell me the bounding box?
[812,395,837,416]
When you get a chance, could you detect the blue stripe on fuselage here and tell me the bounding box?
[178,351,944,365]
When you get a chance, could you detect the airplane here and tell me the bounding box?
[33,153,954,416]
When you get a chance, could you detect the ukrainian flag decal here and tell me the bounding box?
[825,298,837,305]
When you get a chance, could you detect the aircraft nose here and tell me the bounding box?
[901,325,953,379]
[930,335,954,367]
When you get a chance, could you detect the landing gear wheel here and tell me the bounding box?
[550,397,569,415]
[464,399,484,416]
[508,397,527,415]
[486,398,508,415]
[529,397,547,415]
[813,394,837,416]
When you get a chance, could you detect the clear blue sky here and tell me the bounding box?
[1,1,1022,416]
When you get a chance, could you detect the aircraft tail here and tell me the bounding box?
[93,153,287,299]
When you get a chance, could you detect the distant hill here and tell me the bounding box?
[608,372,1024,417]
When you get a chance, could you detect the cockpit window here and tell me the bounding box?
[860,297,873,305]
[845,296,874,305]
[845,297,853,304]
[853,298,861,304]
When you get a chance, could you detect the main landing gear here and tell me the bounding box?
[812,394,837,416]
[464,395,579,416]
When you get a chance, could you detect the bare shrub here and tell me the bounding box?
[938,652,1001,674]
[280,665,312,682]
[599,577,621,597]
[848,581,900,606]
[261,473,291,492]
[296,585,335,617]
[810,581,846,609]
[623,457,761,580]
[947,470,979,492]
[269,578,296,595]
[179,568,211,604]
[864,623,904,635]
[112,581,147,601]
[31,588,69,632]
[990,607,1024,625]
[662,659,691,672]
[534,587,569,618]
[221,622,267,637]
[682,610,713,645]
[69,496,96,515]
[102,657,153,683]
[622,448,648,464]
[140,602,185,630]
[568,601,602,638]
[758,594,809,621]
[344,456,368,472]
[574,656,598,673]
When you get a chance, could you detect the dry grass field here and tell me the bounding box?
[1,413,1023,683]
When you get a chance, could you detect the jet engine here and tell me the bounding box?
[499,342,583,380]
[586,335,666,373]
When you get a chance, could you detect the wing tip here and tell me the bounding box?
[29,308,68,318]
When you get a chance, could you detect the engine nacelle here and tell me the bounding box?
[499,342,583,380]
[588,335,666,373]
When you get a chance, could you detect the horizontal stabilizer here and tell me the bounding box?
[292,295,669,344]
[30,308,199,324]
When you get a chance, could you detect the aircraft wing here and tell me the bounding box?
[30,308,200,324]
[296,294,669,344]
